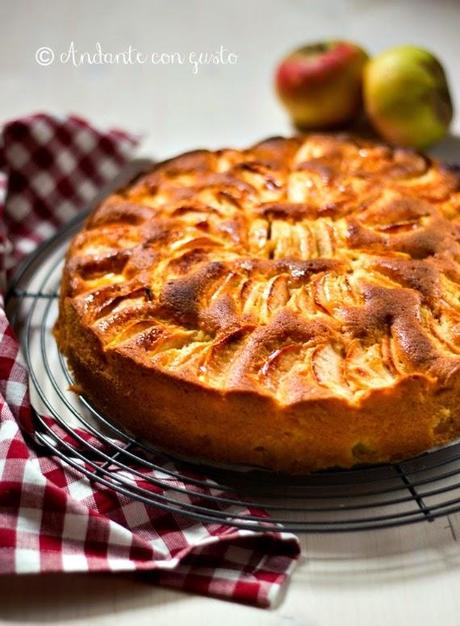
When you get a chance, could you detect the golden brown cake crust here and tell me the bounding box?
[55,134,460,473]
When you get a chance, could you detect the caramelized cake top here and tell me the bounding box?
[61,134,460,406]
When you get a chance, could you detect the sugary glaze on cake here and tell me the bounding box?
[55,134,460,472]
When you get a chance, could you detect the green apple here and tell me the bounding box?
[275,40,369,129]
[364,45,453,150]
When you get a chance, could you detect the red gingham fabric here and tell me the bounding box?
[0,114,300,608]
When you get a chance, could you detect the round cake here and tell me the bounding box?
[55,134,460,473]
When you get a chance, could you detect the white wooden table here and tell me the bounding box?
[1,1,460,624]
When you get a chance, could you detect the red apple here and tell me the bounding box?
[275,41,369,129]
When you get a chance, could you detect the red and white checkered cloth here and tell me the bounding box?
[0,114,300,608]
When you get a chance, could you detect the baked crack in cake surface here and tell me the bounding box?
[55,134,460,472]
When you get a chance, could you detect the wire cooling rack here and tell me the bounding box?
[6,164,460,533]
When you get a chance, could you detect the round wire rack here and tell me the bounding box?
[6,162,460,534]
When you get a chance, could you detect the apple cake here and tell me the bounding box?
[54,134,460,473]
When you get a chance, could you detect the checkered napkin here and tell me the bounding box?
[0,114,300,607]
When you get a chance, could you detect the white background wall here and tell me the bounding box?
[1,0,459,159]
